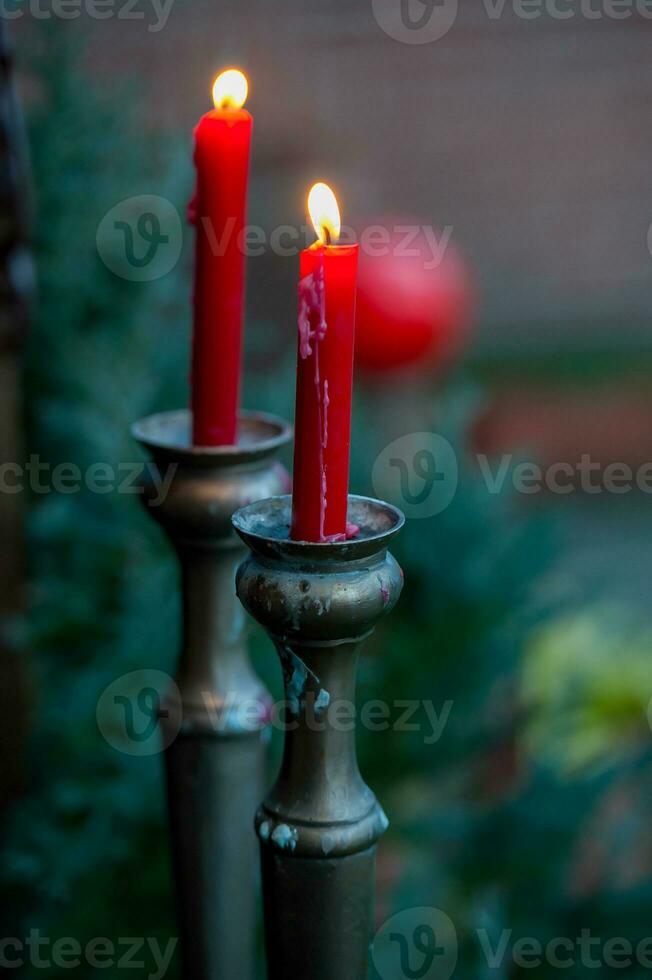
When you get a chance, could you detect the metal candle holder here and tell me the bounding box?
[132,408,292,980]
[233,494,404,980]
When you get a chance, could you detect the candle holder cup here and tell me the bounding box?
[132,409,292,980]
[232,494,404,980]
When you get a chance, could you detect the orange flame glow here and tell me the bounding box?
[212,69,248,110]
[307,182,341,246]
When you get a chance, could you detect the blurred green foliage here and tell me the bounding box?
[4,33,652,980]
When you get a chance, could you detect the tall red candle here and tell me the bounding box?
[190,69,252,447]
[291,184,359,542]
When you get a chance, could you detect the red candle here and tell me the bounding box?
[291,183,359,542]
[190,69,252,446]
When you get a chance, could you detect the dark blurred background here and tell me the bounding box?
[2,4,652,977]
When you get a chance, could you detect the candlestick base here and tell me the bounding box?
[233,494,404,980]
[133,409,292,980]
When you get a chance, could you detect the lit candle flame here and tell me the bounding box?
[212,69,249,111]
[307,182,341,246]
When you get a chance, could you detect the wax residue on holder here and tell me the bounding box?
[325,522,360,543]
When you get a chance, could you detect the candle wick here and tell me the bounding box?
[322,227,332,247]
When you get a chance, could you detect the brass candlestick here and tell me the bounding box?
[132,409,292,980]
[233,494,404,980]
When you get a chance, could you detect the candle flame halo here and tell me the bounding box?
[212,69,249,110]
[308,182,341,246]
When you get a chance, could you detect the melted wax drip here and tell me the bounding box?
[324,523,360,543]
[298,258,329,540]
[297,258,359,544]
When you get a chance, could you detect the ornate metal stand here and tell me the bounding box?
[133,409,292,980]
[233,494,404,980]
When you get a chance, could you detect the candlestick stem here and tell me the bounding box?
[233,495,404,980]
[133,409,292,980]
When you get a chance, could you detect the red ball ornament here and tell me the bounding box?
[354,218,475,375]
